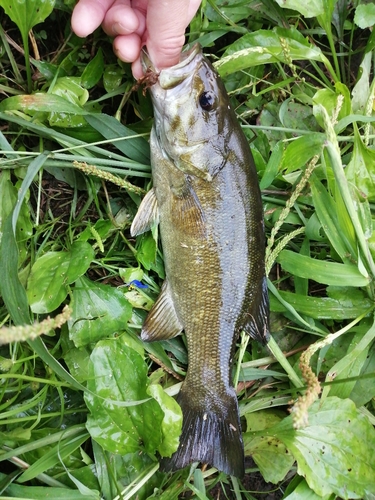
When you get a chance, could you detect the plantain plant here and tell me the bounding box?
[1,0,375,498]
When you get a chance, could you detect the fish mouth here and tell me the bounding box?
[141,43,202,89]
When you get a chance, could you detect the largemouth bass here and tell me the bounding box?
[131,44,269,478]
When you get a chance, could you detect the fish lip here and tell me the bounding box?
[140,43,202,88]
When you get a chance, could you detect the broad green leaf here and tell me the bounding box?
[0,93,88,115]
[119,267,144,284]
[350,346,375,406]
[63,345,91,384]
[68,276,132,347]
[0,0,55,38]
[85,340,164,455]
[103,64,123,93]
[354,3,375,29]
[85,113,150,164]
[278,250,370,287]
[205,0,257,24]
[81,48,104,89]
[270,289,372,320]
[147,383,182,457]
[279,99,319,132]
[124,289,154,310]
[49,77,90,127]
[257,102,286,148]
[351,52,372,113]
[27,241,95,314]
[284,477,332,500]
[244,411,294,483]
[313,84,351,132]
[215,28,330,77]
[322,318,375,399]
[273,0,324,17]
[346,128,375,203]
[274,397,375,498]
[136,232,157,270]
[280,134,325,173]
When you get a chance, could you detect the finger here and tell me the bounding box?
[71,0,116,37]
[102,0,145,37]
[146,0,201,70]
[131,58,143,79]
[113,33,142,63]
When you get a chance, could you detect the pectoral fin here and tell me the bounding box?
[172,179,206,238]
[141,280,183,342]
[130,188,159,237]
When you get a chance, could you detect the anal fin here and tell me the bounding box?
[141,280,183,342]
[130,188,159,237]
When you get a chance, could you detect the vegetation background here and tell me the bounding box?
[1,0,375,498]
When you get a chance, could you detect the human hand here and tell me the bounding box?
[71,0,201,78]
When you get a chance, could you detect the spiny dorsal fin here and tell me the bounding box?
[130,188,159,237]
[141,280,183,342]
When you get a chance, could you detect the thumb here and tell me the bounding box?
[145,0,201,70]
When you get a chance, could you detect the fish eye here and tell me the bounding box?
[199,91,216,111]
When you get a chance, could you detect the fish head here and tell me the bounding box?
[142,44,235,181]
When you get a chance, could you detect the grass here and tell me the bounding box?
[1,0,375,498]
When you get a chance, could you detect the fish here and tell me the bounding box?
[130,43,269,478]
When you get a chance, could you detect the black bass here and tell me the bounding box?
[131,44,269,478]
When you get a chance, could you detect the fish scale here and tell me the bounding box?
[131,43,269,478]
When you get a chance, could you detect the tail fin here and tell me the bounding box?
[160,388,244,478]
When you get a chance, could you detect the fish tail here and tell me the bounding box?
[160,388,244,478]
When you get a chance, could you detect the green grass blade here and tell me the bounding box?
[1,472,91,499]
[268,279,326,334]
[0,214,31,325]
[85,113,150,164]
[17,431,89,483]
[278,249,370,287]
[310,174,355,262]
[27,337,87,393]
[319,104,375,282]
